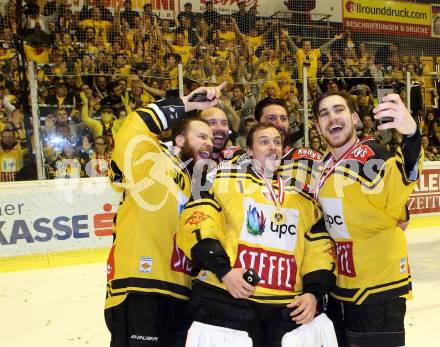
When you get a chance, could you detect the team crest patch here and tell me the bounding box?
[184,211,212,225]
[400,257,407,274]
[139,256,153,273]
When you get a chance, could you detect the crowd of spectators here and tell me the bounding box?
[0,0,440,182]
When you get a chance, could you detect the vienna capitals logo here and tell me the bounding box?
[246,206,266,236]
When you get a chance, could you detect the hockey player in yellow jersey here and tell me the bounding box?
[312,91,423,347]
[177,123,336,347]
[105,83,225,347]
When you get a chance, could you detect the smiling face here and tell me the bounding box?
[178,120,214,163]
[247,125,283,176]
[200,107,229,153]
[315,94,359,158]
[259,104,289,137]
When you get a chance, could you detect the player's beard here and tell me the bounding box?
[212,130,228,153]
[181,141,214,187]
[180,141,212,165]
[180,141,196,167]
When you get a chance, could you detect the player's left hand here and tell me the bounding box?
[286,293,317,325]
[373,93,417,136]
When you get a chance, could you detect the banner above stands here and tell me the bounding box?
[60,0,440,30]
[68,0,343,21]
[342,0,432,37]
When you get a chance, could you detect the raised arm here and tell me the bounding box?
[80,91,102,138]
[319,32,344,53]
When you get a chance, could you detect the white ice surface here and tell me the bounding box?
[0,227,438,347]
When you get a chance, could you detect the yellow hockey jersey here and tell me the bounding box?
[106,99,192,310]
[0,146,23,182]
[178,164,335,305]
[316,140,423,304]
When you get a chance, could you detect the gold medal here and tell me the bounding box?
[272,209,286,225]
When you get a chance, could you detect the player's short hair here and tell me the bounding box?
[172,117,210,144]
[254,97,289,122]
[246,123,283,149]
[312,91,356,118]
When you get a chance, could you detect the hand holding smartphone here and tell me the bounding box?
[188,92,214,102]
[377,84,395,124]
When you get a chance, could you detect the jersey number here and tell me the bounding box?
[174,172,185,190]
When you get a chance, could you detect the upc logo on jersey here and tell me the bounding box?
[319,198,350,239]
[241,198,299,252]
[234,244,297,291]
[246,206,266,236]
[336,241,356,277]
[270,222,297,239]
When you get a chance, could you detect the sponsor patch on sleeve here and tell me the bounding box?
[336,241,356,277]
[400,257,407,274]
[292,148,323,161]
[345,144,375,164]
